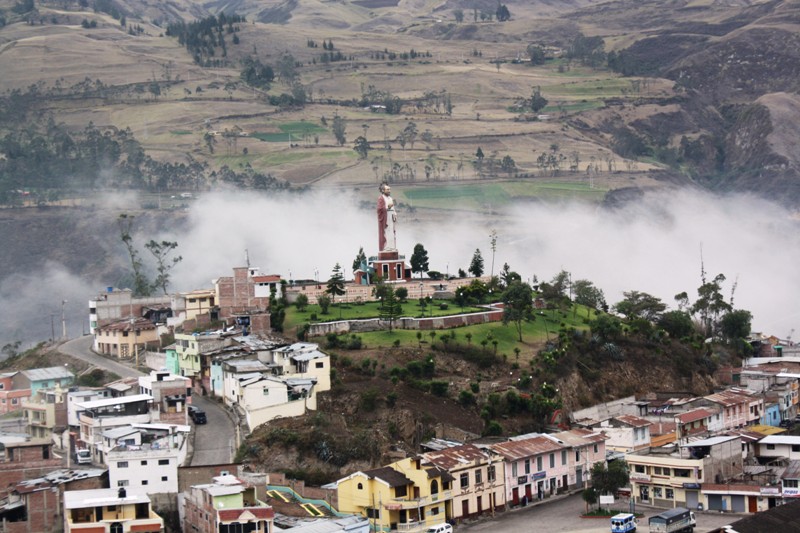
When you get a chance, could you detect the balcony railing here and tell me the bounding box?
[384,490,453,510]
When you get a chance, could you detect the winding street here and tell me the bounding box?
[58,336,235,465]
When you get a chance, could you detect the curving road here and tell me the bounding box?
[58,335,235,465]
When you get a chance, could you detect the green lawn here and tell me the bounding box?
[287,298,598,360]
[252,121,327,142]
[402,181,606,209]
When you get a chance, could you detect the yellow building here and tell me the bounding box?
[94,317,159,359]
[337,457,454,532]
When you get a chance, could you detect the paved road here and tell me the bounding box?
[58,335,236,466]
[459,493,741,533]
[59,336,145,378]
[189,395,237,465]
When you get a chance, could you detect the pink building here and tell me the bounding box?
[0,372,30,415]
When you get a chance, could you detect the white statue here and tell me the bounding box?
[377,183,397,251]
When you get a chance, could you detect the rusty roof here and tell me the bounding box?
[614,415,652,428]
[423,443,490,470]
[490,435,564,460]
[676,408,716,424]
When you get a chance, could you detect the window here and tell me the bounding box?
[535,457,541,472]
[141,460,148,466]
[395,486,407,498]
[117,480,129,487]
[593,444,598,454]
[525,459,531,474]
[653,487,662,498]
[431,507,440,515]
[792,445,800,453]
[511,463,518,478]
[158,459,169,465]
[666,488,674,499]
[118,461,129,468]
[263,388,270,396]
[575,450,581,462]
[767,444,776,450]
[635,465,646,474]
[674,468,691,478]
[316,362,324,368]
[562,450,568,465]
[549,453,555,468]
[0,383,4,389]
[142,480,148,485]
[488,465,496,482]
[475,469,482,484]
[460,473,469,489]
[785,480,799,488]
[357,483,363,490]
[161,476,168,481]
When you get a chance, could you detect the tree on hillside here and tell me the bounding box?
[527,45,546,66]
[332,115,347,146]
[469,249,484,277]
[410,243,430,278]
[572,279,606,317]
[496,4,511,21]
[531,85,548,113]
[613,290,666,321]
[379,287,403,331]
[353,136,370,159]
[453,8,464,22]
[658,310,695,339]
[720,309,753,341]
[118,214,152,297]
[502,280,534,341]
[499,262,521,289]
[326,263,346,317]
[691,273,732,337]
[145,240,182,295]
[276,53,298,84]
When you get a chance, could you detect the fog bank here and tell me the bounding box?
[1,187,797,350]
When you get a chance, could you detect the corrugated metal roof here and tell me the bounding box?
[21,366,74,382]
[490,435,564,460]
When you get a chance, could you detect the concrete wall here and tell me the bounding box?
[307,308,503,337]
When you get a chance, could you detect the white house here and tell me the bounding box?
[106,424,189,494]
[222,359,269,407]
[260,342,331,392]
[591,415,652,452]
[76,394,153,464]
[757,435,800,461]
[240,375,317,431]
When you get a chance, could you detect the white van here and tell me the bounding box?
[425,524,453,533]
[75,449,92,464]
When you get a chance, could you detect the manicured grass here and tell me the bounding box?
[290,299,598,361]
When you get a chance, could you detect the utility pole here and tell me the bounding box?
[61,299,68,339]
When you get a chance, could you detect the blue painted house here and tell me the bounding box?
[12,366,74,395]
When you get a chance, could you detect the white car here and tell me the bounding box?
[426,524,453,533]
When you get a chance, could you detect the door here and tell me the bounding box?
[525,484,533,500]
[512,487,519,505]
[461,499,469,518]
[685,490,698,509]
[748,496,757,513]
[576,467,583,488]
[477,496,482,514]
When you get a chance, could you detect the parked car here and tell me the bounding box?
[188,405,207,424]
[425,524,453,533]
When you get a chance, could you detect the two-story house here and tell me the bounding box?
[590,415,652,453]
[336,457,454,532]
[674,407,721,443]
[757,435,800,461]
[422,443,506,521]
[64,487,164,533]
[183,473,274,533]
[94,317,160,359]
[21,385,69,440]
[106,424,190,494]
[551,428,608,492]
[261,342,331,392]
[0,372,30,415]
[239,375,318,431]
[489,433,566,505]
[625,435,742,510]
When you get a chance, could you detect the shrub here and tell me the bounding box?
[386,391,398,407]
[470,382,480,394]
[459,390,476,406]
[484,420,503,436]
[430,381,449,397]
[347,335,363,350]
[360,389,380,412]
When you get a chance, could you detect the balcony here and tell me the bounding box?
[384,490,453,511]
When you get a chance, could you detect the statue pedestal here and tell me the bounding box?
[378,250,399,261]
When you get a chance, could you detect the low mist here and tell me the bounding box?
[1,187,798,351]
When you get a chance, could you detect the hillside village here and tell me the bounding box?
[3,253,800,532]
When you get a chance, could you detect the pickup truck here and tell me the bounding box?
[648,507,696,533]
[75,449,92,464]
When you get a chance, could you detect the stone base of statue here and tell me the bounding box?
[378,250,399,261]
